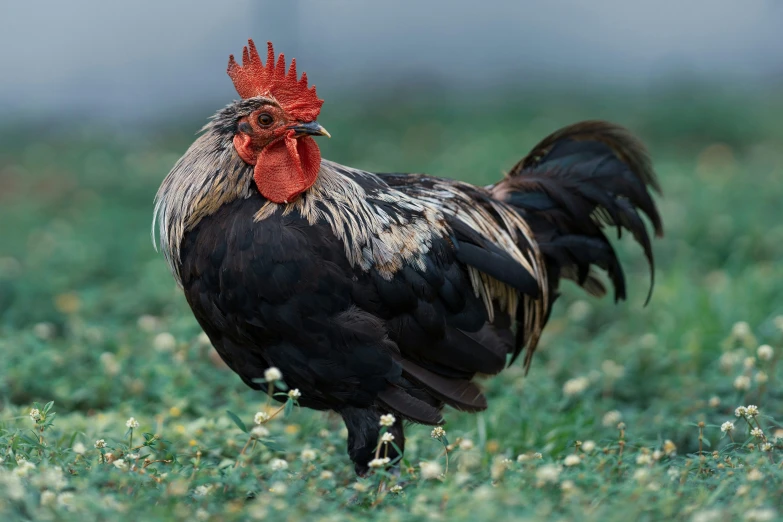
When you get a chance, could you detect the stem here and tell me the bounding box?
[697,422,705,474]
[189,450,202,481]
[234,437,253,469]
[616,424,626,471]
[142,459,173,469]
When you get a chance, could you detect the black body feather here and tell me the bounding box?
[172,120,662,474]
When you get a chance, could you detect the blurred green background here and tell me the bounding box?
[2,2,783,520]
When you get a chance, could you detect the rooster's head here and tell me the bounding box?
[226,40,329,203]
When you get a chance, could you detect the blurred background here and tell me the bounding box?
[1,0,782,449]
[2,0,782,122]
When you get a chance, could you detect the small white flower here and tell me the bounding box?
[636,453,652,465]
[431,426,446,439]
[652,450,663,461]
[250,425,269,439]
[137,315,160,332]
[455,471,471,485]
[13,460,36,477]
[561,479,577,493]
[420,460,443,479]
[95,439,107,449]
[535,464,561,484]
[735,406,747,417]
[602,410,622,427]
[72,442,86,454]
[193,485,211,497]
[32,466,67,492]
[254,411,270,424]
[719,351,740,370]
[300,448,317,462]
[757,344,774,361]
[287,388,301,400]
[113,459,129,471]
[745,405,759,417]
[640,333,658,348]
[29,408,42,422]
[368,457,391,469]
[708,396,721,408]
[601,360,625,380]
[733,375,751,391]
[692,509,722,522]
[379,414,396,427]
[743,357,756,369]
[459,438,474,451]
[732,321,751,339]
[269,481,287,495]
[751,428,764,439]
[389,484,403,493]
[567,300,591,321]
[320,470,334,480]
[721,421,735,433]
[153,332,176,352]
[761,442,773,452]
[380,432,395,444]
[563,454,581,467]
[264,367,282,382]
[581,440,596,453]
[755,371,769,383]
[562,376,590,397]
[663,440,677,456]
[745,508,778,521]
[747,468,764,481]
[100,352,121,376]
[125,417,140,429]
[269,458,288,471]
[195,508,209,521]
[56,492,74,508]
[33,322,56,340]
[490,457,509,480]
[40,490,57,507]
[633,468,650,482]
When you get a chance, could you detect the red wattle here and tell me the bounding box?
[254,135,321,203]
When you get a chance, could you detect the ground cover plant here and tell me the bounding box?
[1,89,782,521]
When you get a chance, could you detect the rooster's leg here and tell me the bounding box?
[340,407,405,476]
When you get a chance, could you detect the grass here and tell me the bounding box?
[1,88,783,521]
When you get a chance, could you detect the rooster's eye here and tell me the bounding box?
[257,113,274,127]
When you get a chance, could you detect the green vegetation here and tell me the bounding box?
[1,89,783,521]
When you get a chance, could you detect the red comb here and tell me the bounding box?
[227,40,323,121]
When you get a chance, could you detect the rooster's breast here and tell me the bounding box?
[177,192,399,410]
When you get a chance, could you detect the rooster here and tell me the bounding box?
[154,40,663,475]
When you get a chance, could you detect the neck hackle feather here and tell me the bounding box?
[227,39,323,122]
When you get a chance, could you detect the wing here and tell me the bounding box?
[350,170,548,415]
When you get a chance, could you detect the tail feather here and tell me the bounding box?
[491,119,663,312]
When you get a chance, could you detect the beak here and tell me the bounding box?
[289,121,331,138]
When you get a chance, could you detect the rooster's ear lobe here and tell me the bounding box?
[233,133,256,164]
